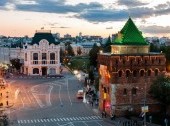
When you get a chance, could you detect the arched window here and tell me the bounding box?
[126,70,130,78]
[118,71,122,77]
[147,70,151,76]
[132,88,137,95]
[133,70,137,77]
[123,88,127,95]
[33,53,38,60]
[140,70,145,77]
[42,53,47,60]
[33,68,39,74]
[49,68,56,75]
[50,53,55,60]
[155,69,159,76]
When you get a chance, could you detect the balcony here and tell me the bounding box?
[31,60,58,65]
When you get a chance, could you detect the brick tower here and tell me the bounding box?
[98,17,166,116]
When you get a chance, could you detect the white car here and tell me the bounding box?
[76,90,84,99]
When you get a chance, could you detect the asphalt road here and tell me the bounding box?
[5,68,113,126]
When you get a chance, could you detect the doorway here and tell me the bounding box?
[42,67,47,76]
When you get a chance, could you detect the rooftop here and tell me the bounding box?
[114,17,148,45]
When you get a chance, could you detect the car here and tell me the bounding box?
[76,90,84,99]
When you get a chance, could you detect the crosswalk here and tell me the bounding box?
[17,115,102,124]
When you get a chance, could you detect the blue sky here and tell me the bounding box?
[0,0,170,37]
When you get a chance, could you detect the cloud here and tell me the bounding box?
[106,27,113,29]
[140,25,170,34]
[15,1,103,14]
[76,9,129,22]
[51,26,70,29]
[117,0,148,7]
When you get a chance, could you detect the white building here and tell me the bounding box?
[23,30,61,76]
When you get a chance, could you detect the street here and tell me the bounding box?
[5,68,113,126]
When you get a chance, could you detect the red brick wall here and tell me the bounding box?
[98,53,166,116]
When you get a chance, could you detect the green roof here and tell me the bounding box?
[114,18,148,45]
[31,32,59,45]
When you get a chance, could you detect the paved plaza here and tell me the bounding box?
[5,68,113,126]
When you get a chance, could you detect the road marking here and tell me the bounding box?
[32,93,45,108]
[58,85,63,106]
[66,78,72,106]
[17,116,102,124]
[34,119,37,123]
[46,85,53,106]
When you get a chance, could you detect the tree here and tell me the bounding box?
[67,44,75,56]
[89,43,101,68]
[60,49,65,63]
[103,36,112,52]
[149,75,170,114]
[150,43,159,52]
[10,58,22,71]
[77,47,82,55]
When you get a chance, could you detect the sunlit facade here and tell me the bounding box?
[23,30,61,76]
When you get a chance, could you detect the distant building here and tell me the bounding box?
[64,34,72,38]
[23,30,61,76]
[98,18,166,116]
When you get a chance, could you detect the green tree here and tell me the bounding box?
[103,36,112,52]
[150,43,159,52]
[60,49,65,63]
[10,58,22,71]
[67,44,75,56]
[149,75,170,114]
[89,43,101,68]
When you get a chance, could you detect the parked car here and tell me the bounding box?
[76,90,84,99]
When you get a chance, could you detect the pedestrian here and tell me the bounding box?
[91,101,93,107]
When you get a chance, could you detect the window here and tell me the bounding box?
[159,59,161,64]
[140,70,145,77]
[118,71,122,77]
[50,53,55,64]
[155,69,159,76]
[147,70,151,76]
[123,59,125,65]
[42,53,47,60]
[33,68,39,74]
[33,53,38,64]
[123,88,127,95]
[25,53,27,61]
[50,53,55,60]
[133,70,137,77]
[33,53,38,60]
[132,88,137,95]
[126,70,130,78]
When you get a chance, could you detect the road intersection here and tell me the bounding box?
[5,68,113,126]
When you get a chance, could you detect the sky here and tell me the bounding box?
[1,0,170,38]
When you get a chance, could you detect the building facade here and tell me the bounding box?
[23,30,61,76]
[98,18,166,116]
